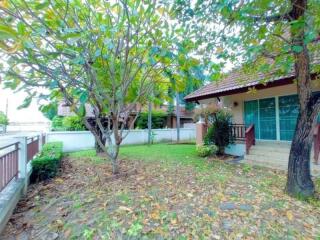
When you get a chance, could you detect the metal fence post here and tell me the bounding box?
[16,136,28,195]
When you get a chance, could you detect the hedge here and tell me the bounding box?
[30,142,63,182]
[136,111,167,129]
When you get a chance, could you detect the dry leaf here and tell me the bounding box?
[286,210,294,221]
[118,206,133,213]
[151,210,160,220]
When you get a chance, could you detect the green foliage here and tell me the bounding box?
[196,144,218,157]
[31,142,63,182]
[127,221,143,236]
[204,110,233,154]
[0,0,215,174]
[62,115,86,131]
[52,115,86,131]
[173,0,320,80]
[242,164,253,174]
[136,111,167,129]
[0,111,8,125]
[39,102,58,120]
[51,116,65,131]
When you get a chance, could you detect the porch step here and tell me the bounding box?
[243,142,320,176]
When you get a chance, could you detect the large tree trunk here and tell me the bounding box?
[286,109,316,197]
[109,144,120,174]
[286,0,320,198]
[95,127,106,154]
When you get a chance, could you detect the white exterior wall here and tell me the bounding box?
[199,82,320,125]
[197,82,320,156]
[225,143,246,156]
[46,128,196,152]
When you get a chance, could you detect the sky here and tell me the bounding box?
[0,86,49,123]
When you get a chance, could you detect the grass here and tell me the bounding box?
[3,143,320,239]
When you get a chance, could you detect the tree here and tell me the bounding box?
[0,0,179,174]
[0,111,8,126]
[173,0,320,197]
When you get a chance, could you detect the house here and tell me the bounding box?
[185,60,320,174]
[57,102,194,129]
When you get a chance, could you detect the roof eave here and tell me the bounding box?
[185,76,296,102]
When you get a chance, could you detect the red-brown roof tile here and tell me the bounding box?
[185,56,320,102]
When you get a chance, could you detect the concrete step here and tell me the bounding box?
[249,145,291,154]
[243,159,287,169]
[243,159,320,176]
[243,141,320,176]
[244,154,289,163]
[255,141,292,148]
[246,149,315,161]
[248,149,290,159]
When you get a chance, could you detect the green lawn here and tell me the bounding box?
[2,143,320,239]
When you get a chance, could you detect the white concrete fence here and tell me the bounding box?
[46,128,196,152]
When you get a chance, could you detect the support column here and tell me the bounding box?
[15,136,28,195]
[196,120,207,146]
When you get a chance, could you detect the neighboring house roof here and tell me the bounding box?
[185,56,320,102]
[57,102,194,119]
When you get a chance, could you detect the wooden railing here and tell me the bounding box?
[27,136,39,162]
[230,124,246,140]
[245,124,255,154]
[0,143,19,192]
[314,124,320,164]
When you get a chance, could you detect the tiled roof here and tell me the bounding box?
[185,56,320,102]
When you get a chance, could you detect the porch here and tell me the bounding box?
[228,124,320,177]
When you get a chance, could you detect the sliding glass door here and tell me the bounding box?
[259,98,277,140]
[244,98,276,140]
[279,95,299,141]
[244,94,320,141]
[244,100,259,139]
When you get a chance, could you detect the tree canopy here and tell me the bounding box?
[173,0,320,198]
[0,0,210,173]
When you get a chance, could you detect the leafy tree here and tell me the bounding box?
[62,115,86,131]
[0,0,180,174]
[39,102,58,121]
[0,111,8,126]
[173,0,320,197]
[51,116,64,131]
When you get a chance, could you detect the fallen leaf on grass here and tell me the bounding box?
[286,210,294,221]
[170,218,178,225]
[151,210,160,220]
[118,206,133,213]
[55,178,64,184]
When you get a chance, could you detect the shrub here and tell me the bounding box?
[30,142,63,182]
[204,109,234,154]
[62,115,86,131]
[196,144,218,157]
[136,111,167,129]
[51,116,65,131]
